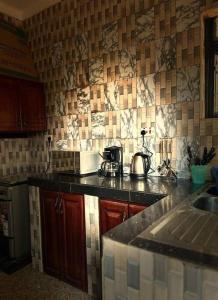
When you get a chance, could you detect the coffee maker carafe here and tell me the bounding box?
[100,146,123,177]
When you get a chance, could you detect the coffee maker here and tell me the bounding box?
[100,146,123,177]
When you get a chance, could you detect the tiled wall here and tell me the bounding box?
[22,0,218,177]
[102,237,218,300]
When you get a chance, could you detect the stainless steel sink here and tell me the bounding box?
[193,196,218,214]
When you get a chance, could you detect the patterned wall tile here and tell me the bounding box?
[176,27,200,68]
[103,51,120,82]
[135,8,155,44]
[119,78,137,109]
[136,41,156,76]
[105,111,121,139]
[155,70,177,106]
[90,84,105,112]
[154,0,176,39]
[156,35,176,72]
[76,60,89,88]
[177,65,200,102]
[137,74,155,107]
[118,15,135,50]
[102,21,118,54]
[156,104,177,138]
[79,114,91,140]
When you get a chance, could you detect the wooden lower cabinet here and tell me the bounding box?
[40,190,87,291]
[99,199,129,235]
[128,203,149,218]
[99,199,149,234]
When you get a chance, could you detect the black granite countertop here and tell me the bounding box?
[28,173,188,205]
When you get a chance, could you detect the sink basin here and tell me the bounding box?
[206,186,218,196]
[193,196,218,214]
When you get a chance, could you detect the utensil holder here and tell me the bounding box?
[191,165,207,184]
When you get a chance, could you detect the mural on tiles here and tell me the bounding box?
[75,34,88,61]
[23,0,217,175]
[64,64,76,90]
[50,42,64,68]
[176,0,200,32]
[119,49,136,78]
[156,104,177,138]
[89,58,104,85]
[137,74,155,107]
[104,81,119,111]
[120,109,137,139]
[92,113,105,139]
[77,87,90,114]
[102,21,118,53]
[54,91,66,116]
[156,36,176,71]
[67,115,79,140]
[177,65,200,102]
[135,8,155,43]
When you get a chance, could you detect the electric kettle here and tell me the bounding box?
[130,152,151,178]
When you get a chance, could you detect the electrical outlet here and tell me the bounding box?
[45,134,53,142]
[141,127,153,137]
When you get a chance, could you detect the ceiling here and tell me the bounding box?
[0,0,61,20]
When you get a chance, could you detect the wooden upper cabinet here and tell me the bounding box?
[0,75,20,132]
[99,199,129,235]
[0,75,46,133]
[18,79,46,132]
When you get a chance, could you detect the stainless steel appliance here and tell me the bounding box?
[130,152,151,178]
[130,129,153,178]
[100,146,123,177]
[0,175,31,268]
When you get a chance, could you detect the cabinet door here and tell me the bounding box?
[61,192,87,291]
[40,190,61,278]
[18,79,46,131]
[99,199,129,235]
[128,203,148,218]
[0,75,20,132]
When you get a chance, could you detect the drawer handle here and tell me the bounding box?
[59,196,63,215]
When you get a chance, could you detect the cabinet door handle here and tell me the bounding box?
[54,194,59,211]
[59,195,63,215]
[122,211,127,222]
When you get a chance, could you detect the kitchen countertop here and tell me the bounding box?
[28,173,195,205]
[29,173,215,269]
